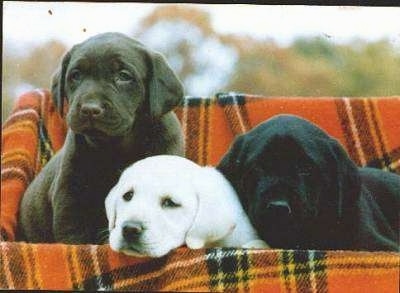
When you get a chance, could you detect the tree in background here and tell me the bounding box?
[291,37,400,96]
[3,5,400,123]
[225,35,400,96]
[134,5,400,97]
[134,5,237,97]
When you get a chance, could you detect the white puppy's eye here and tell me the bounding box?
[161,196,181,209]
[122,190,134,201]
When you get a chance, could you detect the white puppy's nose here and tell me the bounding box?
[122,221,143,243]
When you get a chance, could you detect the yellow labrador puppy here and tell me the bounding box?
[105,155,268,257]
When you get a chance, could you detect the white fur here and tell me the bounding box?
[105,155,269,257]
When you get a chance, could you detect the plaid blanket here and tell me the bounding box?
[1,89,399,291]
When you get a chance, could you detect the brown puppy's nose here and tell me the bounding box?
[122,222,143,243]
[80,103,104,118]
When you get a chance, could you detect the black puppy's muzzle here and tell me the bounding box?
[255,198,293,229]
[253,203,298,249]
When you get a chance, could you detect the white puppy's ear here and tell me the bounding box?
[185,167,236,249]
[105,185,119,231]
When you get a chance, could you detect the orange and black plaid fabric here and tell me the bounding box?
[175,92,400,171]
[1,90,399,291]
[0,243,398,291]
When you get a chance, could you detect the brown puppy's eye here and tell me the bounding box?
[69,69,82,82]
[161,197,181,208]
[122,190,134,201]
[116,70,133,82]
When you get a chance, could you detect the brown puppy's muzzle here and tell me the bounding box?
[75,90,109,122]
[68,91,132,138]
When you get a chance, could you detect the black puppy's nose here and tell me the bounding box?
[122,222,143,243]
[80,103,104,118]
[267,200,292,215]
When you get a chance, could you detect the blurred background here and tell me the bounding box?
[3,2,400,123]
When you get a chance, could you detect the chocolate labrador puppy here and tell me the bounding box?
[217,115,399,251]
[18,32,184,244]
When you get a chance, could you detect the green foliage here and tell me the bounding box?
[227,37,400,97]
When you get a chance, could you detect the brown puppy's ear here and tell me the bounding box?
[147,52,184,118]
[51,49,73,115]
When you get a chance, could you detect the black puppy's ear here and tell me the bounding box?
[328,139,361,220]
[51,49,73,116]
[147,52,184,118]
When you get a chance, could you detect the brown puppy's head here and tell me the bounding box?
[51,32,184,142]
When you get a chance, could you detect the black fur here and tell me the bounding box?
[217,114,399,251]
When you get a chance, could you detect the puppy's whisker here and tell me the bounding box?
[98,233,107,238]
[98,234,110,244]
[98,235,109,243]
[97,228,110,243]
[97,228,110,236]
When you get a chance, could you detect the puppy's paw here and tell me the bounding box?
[242,239,270,249]
[185,237,205,249]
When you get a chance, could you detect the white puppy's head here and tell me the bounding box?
[105,155,236,257]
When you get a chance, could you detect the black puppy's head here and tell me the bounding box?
[217,115,361,249]
[51,32,184,141]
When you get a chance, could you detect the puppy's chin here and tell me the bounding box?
[109,234,173,258]
[120,248,149,258]
[252,211,303,249]
[69,124,132,148]
[68,114,133,138]
[120,247,171,258]
[109,237,148,257]
[71,124,131,137]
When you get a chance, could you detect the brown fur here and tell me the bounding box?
[18,32,185,244]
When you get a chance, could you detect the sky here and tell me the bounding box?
[3,2,400,53]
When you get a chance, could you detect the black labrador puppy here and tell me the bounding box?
[18,32,184,244]
[217,115,399,251]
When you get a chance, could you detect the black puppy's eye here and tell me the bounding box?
[69,69,82,82]
[161,197,181,208]
[116,70,133,82]
[122,190,134,201]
